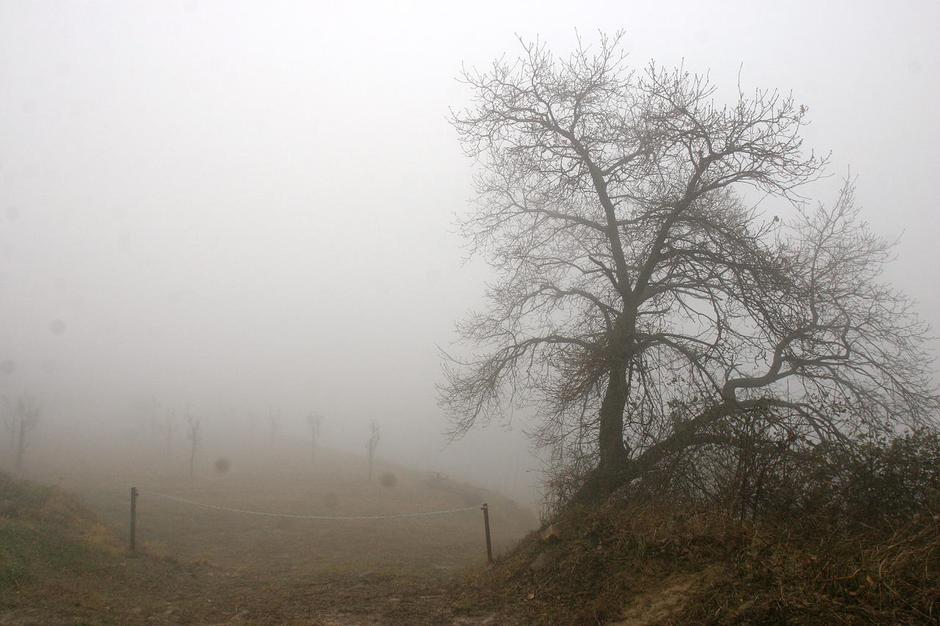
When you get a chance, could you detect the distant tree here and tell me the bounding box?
[1,394,41,473]
[1,395,17,468]
[306,412,324,463]
[1,394,13,458]
[367,421,380,481]
[185,407,201,480]
[441,33,938,497]
[164,408,176,458]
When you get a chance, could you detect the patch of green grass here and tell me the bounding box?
[0,472,113,590]
[0,472,54,513]
[0,522,33,587]
[0,517,105,588]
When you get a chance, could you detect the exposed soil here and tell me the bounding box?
[3,556,504,625]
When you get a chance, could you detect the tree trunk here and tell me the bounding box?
[596,360,629,486]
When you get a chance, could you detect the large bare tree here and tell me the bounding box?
[440,34,937,496]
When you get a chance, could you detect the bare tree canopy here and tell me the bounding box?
[440,33,938,495]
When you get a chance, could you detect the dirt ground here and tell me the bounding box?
[1,445,538,625]
[3,555,503,625]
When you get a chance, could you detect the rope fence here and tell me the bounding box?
[127,487,494,563]
[146,490,481,520]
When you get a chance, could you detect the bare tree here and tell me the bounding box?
[1,394,13,460]
[164,408,176,458]
[367,420,380,481]
[440,33,938,497]
[2,394,41,473]
[306,412,324,463]
[185,407,201,480]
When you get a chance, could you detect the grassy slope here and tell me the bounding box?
[0,472,202,625]
[465,497,940,625]
[0,472,123,586]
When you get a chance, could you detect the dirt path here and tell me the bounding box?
[1,552,504,625]
[1,450,536,624]
[1,459,531,625]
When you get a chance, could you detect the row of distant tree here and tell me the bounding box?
[141,402,386,481]
[1,393,386,483]
[0,372,325,477]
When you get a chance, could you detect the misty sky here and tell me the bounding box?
[1,1,938,503]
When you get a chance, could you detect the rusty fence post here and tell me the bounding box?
[481,502,493,564]
[129,486,138,555]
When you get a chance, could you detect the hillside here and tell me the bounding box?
[0,447,537,625]
[462,481,940,624]
[0,472,209,624]
[7,437,940,624]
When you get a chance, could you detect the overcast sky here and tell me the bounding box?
[1,0,937,503]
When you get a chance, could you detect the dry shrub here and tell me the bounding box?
[760,429,940,527]
[474,491,940,624]
[678,510,940,624]
[82,522,123,556]
[662,428,940,622]
[470,498,745,624]
[485,428,940,624]
[615,427,940,528]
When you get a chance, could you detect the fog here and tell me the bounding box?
[1,0,938,508]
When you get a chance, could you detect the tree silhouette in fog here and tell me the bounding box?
[440,33,938,497]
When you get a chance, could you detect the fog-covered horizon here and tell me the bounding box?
[1,0,938,507]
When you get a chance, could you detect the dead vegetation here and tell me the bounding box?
[466,498,940,624]
[465,428,940,624]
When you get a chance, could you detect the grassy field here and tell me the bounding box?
[1,444,538,624]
